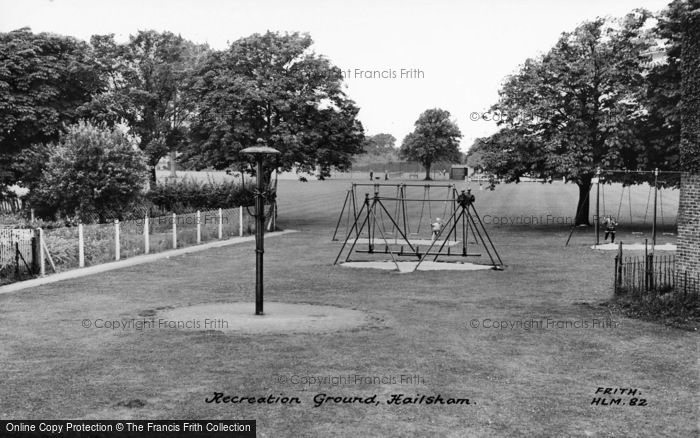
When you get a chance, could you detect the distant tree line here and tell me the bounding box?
[0,29,366,191]
[0,29,370,219]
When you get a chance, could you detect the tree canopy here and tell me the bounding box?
[399,108,462,180]
[478,11,683,224]
[84,30,209,181]
[678,0,700,172]
[362,133,397,155]
[0,28,103,187]
[182,31,365,180]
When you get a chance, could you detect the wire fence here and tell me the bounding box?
[0,229,35,282]
[0,206,263,284]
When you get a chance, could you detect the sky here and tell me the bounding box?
[0,0,672,152]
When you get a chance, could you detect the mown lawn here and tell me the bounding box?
[0,178,695,437]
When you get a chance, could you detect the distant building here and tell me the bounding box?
[449,164,474,180]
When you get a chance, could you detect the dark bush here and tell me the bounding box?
[146,178,255,213]
[27,121,149,223]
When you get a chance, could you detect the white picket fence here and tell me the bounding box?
[0,197,23,213]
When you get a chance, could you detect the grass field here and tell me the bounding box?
[0,177,696,437]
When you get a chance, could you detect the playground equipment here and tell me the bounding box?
[565,168,680,250]
[240,145,280,315]
[333,186,504,272]
[332,183,459,242]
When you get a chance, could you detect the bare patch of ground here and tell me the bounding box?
[159,302,372,334]
[340,260,496,272]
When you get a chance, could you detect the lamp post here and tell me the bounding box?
[652,167,658,251]
[595,167,601,247]
[240,145,280,315]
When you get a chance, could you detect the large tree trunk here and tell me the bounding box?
[150,166,157,184]
[424,163,432,181]
[575,178,592,226]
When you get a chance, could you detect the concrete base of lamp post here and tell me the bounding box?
[159,302,372,334]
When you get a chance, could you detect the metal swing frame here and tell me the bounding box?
[333,190,504,272]
[332,183,459,242]
[565,168,681,249]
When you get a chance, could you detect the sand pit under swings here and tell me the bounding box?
[353,238,461,246]
[340,261,496,273]
[159,302,370,334]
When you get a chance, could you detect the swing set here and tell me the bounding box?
[332,184,504,272]
[565,168,680,250]
[332,183,460,243]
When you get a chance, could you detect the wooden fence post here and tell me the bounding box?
[614,241,622,293]
[114,219,120,261]
[239,206,243,236]
[78,223,85,268]
[644,239,648,292]
[218,208,223,239]
[614,254,619,294]
[14,242,19,278]
[172,213,177,249]
[196,210,201,244]
[38,228,45,277]
[144,216,150,254]
[31,230,40,274]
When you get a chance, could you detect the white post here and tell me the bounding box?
[114,219,120,261]
[38,228,45,277]
[144,216,149,254]
[239,206,243,236]
[78,224,85,268]
[273,203,277,231]
[172,213,177,249]
[218,208,223,239]
[196,210,201,244]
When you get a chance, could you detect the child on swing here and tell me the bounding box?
[431,218,443,240]
[603,215,618,243]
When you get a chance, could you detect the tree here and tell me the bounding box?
[362,133,397,155]
[353,133,399,167]
[678,0,700,173]
[399,108,462,180]
[471,129,545,178]
[676,0,700,277]
[11,142,54,191]
[632,0,700,183]
[28,121,148,222]
[0,28,103,189]
[482,13,663,225]
[83,31,208,182]
[183,31,365,183]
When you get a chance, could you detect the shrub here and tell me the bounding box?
[147,178,255,213]
[12,143,55,192]
[28,121,149,223]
